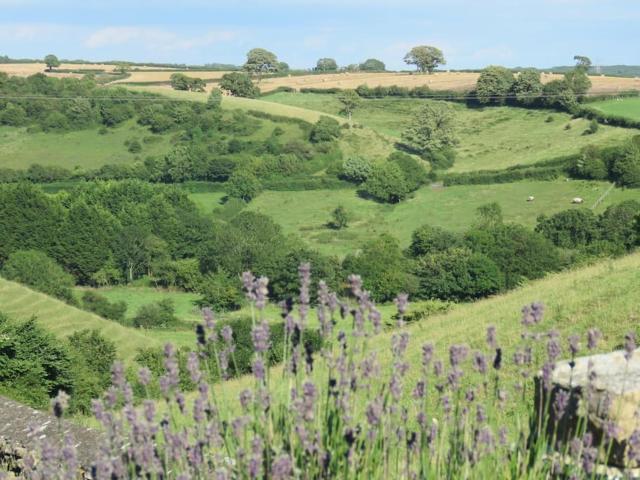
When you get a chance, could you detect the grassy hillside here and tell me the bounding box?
[0,121,172,170]
[188,179,640,256]
[262,93,636,172]
[159,250,640,422]
[591,97,640,121]
[0,278,161,363]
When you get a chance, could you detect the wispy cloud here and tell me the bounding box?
[85,27,239,51]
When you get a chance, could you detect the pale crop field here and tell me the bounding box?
[258,71,640,94]
[111,70,231,84]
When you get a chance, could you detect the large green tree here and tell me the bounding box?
[44,54,60,71]
[315,58,338,72]
[219,72,260,98]
[361,163,410,203]
[475,66,515,105]
[511,69,543,106]
[404,46,445,74]
[401,101,457,158]
[243,48,279,81]
[226,170,262,202]
[360,58,385,71]
[337,90,361,123]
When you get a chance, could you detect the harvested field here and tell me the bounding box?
[0,62,117,77]
[111,70,231,84]
[258,71,640,94]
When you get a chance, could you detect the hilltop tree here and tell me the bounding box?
[574,55,592,72]
[404,46,445,74]
[511,69,543,106]
[316,58,338,72]
[401,101,457,160]
[243,48,279,81]
[44,54,60,71]
[337,89,361,123]
[360,58,385,71]
[475,66,515,105]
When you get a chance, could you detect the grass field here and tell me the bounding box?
[257,71,640,94]
[263,93,636,172]
[0,121,172,170]
[111,70,230,84]
[0,278,162,363]
[591,96,640,121]
[190,180,640,257]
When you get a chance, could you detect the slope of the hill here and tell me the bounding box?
[0,278,161,363]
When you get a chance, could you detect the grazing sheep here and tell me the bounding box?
[527,196,535,202]
[572,197,584,204]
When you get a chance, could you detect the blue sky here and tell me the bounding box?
[0,0,638,69]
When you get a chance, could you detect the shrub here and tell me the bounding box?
[226,169,262,202]
[133,299,180,329]
[1,250,75,303]
[310,116,341,143]
[154,258,203,291]
[340,157,373,183]
[409,224,461,257]
[535,209,600,249]
[126,138,142,153]
[81,291,127,322]
[0,103,27,126]
[414,248,504,301]
[195,271,243,311]
[360,163,410,203]
[389,151,429,191]
[328,205,349,229]
[41,111,69,131]
[598,200,640,250]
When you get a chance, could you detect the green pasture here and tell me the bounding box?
[262,93,636,172]
[591,96,640,121]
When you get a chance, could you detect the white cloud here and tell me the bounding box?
[0,23,68,41]
[85,26,239,51]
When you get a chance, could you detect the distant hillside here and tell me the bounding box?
[547,65,640,77]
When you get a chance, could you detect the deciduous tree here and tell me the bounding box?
[403,46,445,74]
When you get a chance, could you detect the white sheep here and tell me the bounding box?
[527,196,535,202]
[572,197,584,204]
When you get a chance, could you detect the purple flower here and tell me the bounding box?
[547,333,561,362]
[486,325,497,349]
[111,361,126,389]
[422,343,434,368]
[476,405,487,424]
[138,367,152,386]
[433,360,443,377]
[239,389,253,410]
[628,430,640,465]
[624,332,636,361]
[587,328,602,350]
[568,334,580,357]
[271,454,293,479]
[541,362,555,390]
[553,390,570,419]
[251,321,271,353]
[366,396,383,427]
[187,351,202,383]
[253,358,266,382]
[221,325,233,344]
[472,351,488,374]
[51,390,70,419]
[449,344,469,367]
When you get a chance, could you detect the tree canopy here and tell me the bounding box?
[243,48,279,80]
[359,58,385,71]
[401,101,458,159]
[315,58,338,72]
[44,54,60,71]
[403,46,445,74]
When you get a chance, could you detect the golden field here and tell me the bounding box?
[257,71,640,94]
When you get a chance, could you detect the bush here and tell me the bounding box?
[310,116,341,143]
[389,152,428,191]
[328,206,349,229]
[133,299,180,329]
[154,258,203,291]
[340,157,373,183]
[81,291,127,322]
[584,118,599,135]
[414,248,504,301]
[360,163,410,203]
[409,224,461,257]
[226,169,262,202]
[535,209,600,249]
[195,271,243,311]
[126,138,142,153]
[1,250,75,303]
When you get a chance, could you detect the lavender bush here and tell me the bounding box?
[14,264,640,479]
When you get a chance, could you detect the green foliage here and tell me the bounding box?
[195,271,243,311]
[610,141,640,187]
[401,101,457,163]
[359,58,386,71]
[564,68,592,98]
[220,72,260,98]
[535,209,600,249]
[409,224,461,257]
[207,88,223,110]
[133,299,180,329]
[243,48,279,79]
[585,118,599,135]
[44,54,60,71]
[154,258,202,291]
[340,157,373,183]
[315,58,338,72]
[343,234,415,302]
[337,90,361,121]
[475,202,503,229]
[475,66,515,105]
[465,224,561,289]
[328,205,349,230]
[310,116,341,143]
[598,201,640,250]
[1,250,75,303]
[226,169,262,202]
[388,152,428,191]
[361,162,410,203]
[0,103,27,126]
[403,45,446,73]
[570,146,608,180]
[81,291,127,322]
[511,69,542,106]
[170,73,206,92]
[415,248,504,301]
